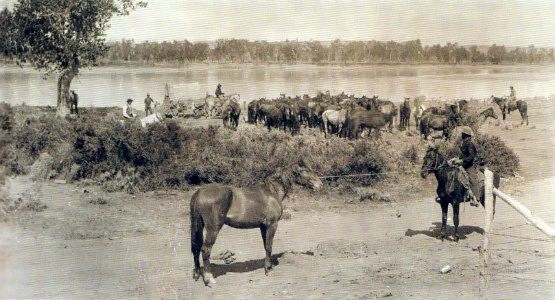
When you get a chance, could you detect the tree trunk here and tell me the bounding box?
[56,68,78,118]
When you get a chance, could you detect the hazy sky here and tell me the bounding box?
[3,0,555,47]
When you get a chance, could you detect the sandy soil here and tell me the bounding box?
[1,100,554,299]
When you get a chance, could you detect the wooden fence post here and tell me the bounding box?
[480,168,494,299]
[492,189,555,241]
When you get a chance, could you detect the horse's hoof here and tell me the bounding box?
[264,264,274,275]
[193,270,201,281]
[203,273,217,286]
[454,235,460,242]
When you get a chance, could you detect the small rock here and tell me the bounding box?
[381,292,393,298]
[396,211,402,218]
[440,265,452,274]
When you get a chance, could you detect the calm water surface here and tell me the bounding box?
[2,64,555,107]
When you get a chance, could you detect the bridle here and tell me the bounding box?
[424,149,449,172]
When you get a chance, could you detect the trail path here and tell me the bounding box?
[1,99,554,299]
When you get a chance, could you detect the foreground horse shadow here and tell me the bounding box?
[405,222,484,241]
[211,252,285,279]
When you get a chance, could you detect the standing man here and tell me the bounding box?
[215,83,224,98]
[123,98,136,119]
[144,93,154,116]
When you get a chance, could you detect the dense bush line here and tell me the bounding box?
[0,104,520,192]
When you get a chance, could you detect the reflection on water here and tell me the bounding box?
[2,64,555,107]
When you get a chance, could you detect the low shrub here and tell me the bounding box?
[438,133,519,177]
[474,134,520,176]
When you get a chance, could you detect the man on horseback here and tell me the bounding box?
[215,83,224,98]
[447,126,480,207]
[509,86,516,102]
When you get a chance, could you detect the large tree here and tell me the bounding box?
[9,0,146,117]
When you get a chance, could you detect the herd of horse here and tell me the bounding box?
[190,92,531,287]
[215,91,526,141]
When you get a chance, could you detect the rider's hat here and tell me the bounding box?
[127,98,133,103]
[460,126,474,137]
[218,83,222,87]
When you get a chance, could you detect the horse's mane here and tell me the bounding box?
[265,169,293,196]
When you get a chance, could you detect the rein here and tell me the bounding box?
[425,150,453,172]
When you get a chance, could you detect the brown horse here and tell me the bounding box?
[399,97,411,131]
[66,90,78,114]
[490,95,509,121]
[507,100,529,126]
[478,107,498,121]
[420,146,500,241]
[190,167,322,286]
[419,114,448,140]
[347,110,393,139]
[222,100,241,129]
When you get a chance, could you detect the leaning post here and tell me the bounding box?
[479,168,494,299]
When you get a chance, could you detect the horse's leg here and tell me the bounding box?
[202,226,222,286]
[260,222,278,274]
[337,123,343,137]
[440,201,449,241]
[453,203,460,242]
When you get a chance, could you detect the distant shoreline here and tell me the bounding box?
[2,61,555,69]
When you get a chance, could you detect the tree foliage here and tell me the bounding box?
[5,0,146,117]
[94,39,555,65]
[10,0,146,73]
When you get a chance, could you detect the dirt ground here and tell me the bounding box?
[1,100,555,299]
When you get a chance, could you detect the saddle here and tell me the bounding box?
[448,165,484,202]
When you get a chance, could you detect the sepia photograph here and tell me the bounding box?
[0,0,554,299]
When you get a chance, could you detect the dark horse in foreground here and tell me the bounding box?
[420,145,500,241]
[190,166,322,286]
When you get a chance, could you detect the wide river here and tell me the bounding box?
[2,64,555,107]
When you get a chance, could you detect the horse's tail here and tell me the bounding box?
[190,191,204,255]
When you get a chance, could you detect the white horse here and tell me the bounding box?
[321,109,347,138]
[413,100,426,130]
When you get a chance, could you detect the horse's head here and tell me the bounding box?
[292,163,322,191]
[482,107,498,120]
[420,144,442,179]
[293,168,322,191]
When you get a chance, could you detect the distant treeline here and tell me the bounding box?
[99,39,555,65]
[2,38,554,65]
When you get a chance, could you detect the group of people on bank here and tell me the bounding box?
[122,83,226,119]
